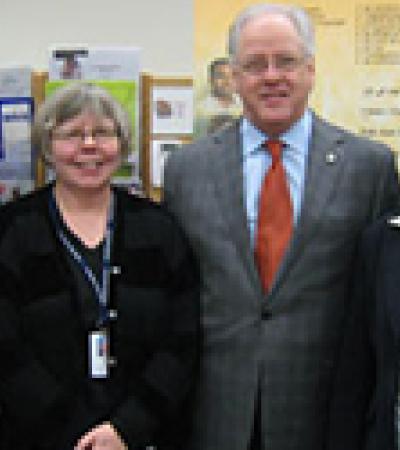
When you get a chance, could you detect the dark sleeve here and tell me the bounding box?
[326,231,377,450]
[111,211,201,448]
[0,223,100,449]
[372,148,399,218]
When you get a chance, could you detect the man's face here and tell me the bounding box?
[211,63,235,100]
[232,13,315,136]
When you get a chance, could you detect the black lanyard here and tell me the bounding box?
[49,189,115,328]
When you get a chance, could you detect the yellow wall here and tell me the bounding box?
[195,0,400,153]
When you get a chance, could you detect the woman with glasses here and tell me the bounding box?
[0,82,200,450]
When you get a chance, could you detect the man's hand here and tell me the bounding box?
[74,422,127,450]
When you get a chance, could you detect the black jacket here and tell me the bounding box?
[327,211,400,450]
[0,185,200,450]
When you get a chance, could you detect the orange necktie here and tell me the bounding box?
[255,140,293,293]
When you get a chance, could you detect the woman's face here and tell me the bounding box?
[50,111,121,191]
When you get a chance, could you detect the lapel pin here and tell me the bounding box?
[387,216,400,228]
[111,265,121,275]
[108,309,118,320]
[325,151,338,164]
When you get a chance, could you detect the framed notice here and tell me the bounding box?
[152,86,193,135]
[151,139,190,188]
[141,74,193,200]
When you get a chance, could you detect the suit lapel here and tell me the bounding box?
[211,122,261,292]
[268,114,347,301]
[208,116,350,303]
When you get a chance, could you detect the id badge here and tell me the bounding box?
[89,329,109,378]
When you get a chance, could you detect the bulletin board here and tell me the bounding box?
[32,71,48,187]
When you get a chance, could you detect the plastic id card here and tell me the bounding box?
[89,329,109,378]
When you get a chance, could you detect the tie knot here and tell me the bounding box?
[265,140,283,163]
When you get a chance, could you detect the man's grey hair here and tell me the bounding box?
[32,82,132,163]
[228,3,315,63]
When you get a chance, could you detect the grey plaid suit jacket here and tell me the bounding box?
[163,113,399,450]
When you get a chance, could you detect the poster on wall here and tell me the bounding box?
[195,0,400,159]
[152,86,194,135]
[195,56,242,136]
[48,46,141,81]
[0,67,31,97]
[0,98,34,204]
[151,139,184,188]
[47,46,141,186]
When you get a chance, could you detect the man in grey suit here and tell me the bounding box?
[164,3,399,450]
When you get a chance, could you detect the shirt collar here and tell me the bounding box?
[242,109,312,157]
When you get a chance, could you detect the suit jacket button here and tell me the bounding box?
[261,309,272,320]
